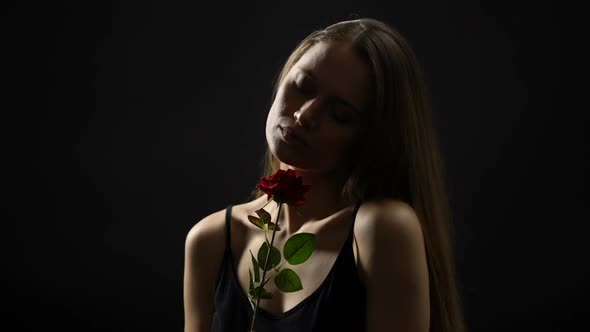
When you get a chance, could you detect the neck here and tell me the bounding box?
[263,163,353,235]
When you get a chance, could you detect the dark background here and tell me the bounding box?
[23,0,586,331]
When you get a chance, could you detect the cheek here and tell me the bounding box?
[266,98,284,127]
[322,132,361,158]
[265,98,289,145]
[267,95,290,123]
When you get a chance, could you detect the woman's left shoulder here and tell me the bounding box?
[356,198,423,236]
[354,198,427,277]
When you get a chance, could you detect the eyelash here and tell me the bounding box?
[294,82,352,124]
[294,82,313,95]
[332,112,351,124]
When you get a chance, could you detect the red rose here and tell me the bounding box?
[256,169,311,206]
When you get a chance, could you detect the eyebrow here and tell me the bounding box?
[298,68,363,115]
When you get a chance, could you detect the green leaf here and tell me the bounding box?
[249,285,273,299]
[257,241,281,271]
[248,215,265,229]
[255,208,272,225]
[283,233,316,265]
[248,269,254,294]
[250,250,260,282]
[267,221,281,231]
[259,286,273,299]
[257,287,272,300]
[274,268,303,292]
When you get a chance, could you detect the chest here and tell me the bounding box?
[230,211,365,315]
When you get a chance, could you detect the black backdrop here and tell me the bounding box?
[24,0,586,331]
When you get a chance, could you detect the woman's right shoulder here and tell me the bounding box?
[185,198,263,254]
[185,206,230,254]
[183,206,235,330]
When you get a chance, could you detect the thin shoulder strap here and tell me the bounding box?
[224,204,233,249]
[346,199,363,241]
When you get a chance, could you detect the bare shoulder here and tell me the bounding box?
[354,198,430,330]
[185,207,228,254]
[184,206,229,285]
[183,206,229,331]
[185,199,260,259]
[356,198,424,241]
[354,198,427,282]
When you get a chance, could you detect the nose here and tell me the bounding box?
[293,97,323,130]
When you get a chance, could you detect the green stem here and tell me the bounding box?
[249,201,283,332]
[261,196,274,209]
[274,261,287,272]
[255,261,287,289]
[262,196,277,245]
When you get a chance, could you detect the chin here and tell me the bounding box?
[273,150,305,168]
[268,146,308,169]
[274,149,336,174]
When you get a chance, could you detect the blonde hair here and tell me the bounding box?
[250,18,465,332]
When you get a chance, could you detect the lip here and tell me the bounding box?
[280,126,310,148]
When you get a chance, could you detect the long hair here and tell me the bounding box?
[249,18,465,332]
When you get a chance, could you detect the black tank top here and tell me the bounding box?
[211,201,367,332]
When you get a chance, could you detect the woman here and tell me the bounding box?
[184,18,465,332]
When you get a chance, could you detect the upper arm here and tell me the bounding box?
[357,200,430,332]
[183,210,226,332]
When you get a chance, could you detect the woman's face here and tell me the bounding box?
[265,40,372,174]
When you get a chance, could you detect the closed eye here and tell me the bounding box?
[294,82,314,95]
[294,82,353,124]
[332,110,352,124]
